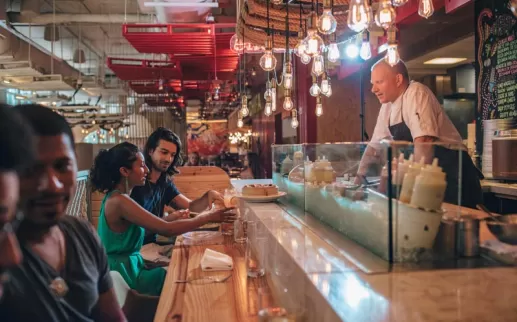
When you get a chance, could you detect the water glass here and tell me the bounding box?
[246,221,267,278]
[221,188,237,236]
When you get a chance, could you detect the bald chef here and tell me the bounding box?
[356,59,483,209]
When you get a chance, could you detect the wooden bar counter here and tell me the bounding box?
[154,235,269,322]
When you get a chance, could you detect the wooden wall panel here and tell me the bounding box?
[317,68,381,143]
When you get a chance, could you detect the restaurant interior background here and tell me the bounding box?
[0,0,515,209]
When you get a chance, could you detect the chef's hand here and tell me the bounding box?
[163,206,190,221]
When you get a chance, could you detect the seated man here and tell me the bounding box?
[131,127,225,244]
[0,104,125,322]
[0,104,35,301]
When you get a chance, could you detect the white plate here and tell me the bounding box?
[237,191,287,203]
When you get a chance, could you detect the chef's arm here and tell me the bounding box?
[355,144,383,184]
[414,136,437,165]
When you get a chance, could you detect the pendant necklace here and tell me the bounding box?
[49,230,69,298]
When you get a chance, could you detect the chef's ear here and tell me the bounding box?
[396,74,404,87]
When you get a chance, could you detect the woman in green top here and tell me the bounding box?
[89,142,235,296]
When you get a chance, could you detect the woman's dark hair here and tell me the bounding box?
[90,142,139,193]
[144,127,183,176]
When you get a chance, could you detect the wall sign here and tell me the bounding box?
[476,0,517,120]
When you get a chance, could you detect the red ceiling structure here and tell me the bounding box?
[109,23,239,109]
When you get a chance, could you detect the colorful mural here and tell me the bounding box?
[186,122,229,158]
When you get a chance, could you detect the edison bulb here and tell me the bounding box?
[320,78,330,95]
[271,87,277,111]
[241,106,249,117]
[347,0,369,32]
[316,102,323,116]
[283,97,294,111]
[385,45,400,66]
[301,53,311,64]
[375,0,396,30]
[327,43,340,63]
[304,30,324,56]
[283,65,293,89]
[323,82,332,97]
[259,50,277,71]
[418,0,434,19]
[264,102,272,116]
[318,9,337,35]
[392,0,409,6]
[360,41,372,60]
[264,88,271,100]
[310,83,321,97]
[295,39,307,57]
[291,115,299,129]
[237,119,244,128]
[312,55,324,77]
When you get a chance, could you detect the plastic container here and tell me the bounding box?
[399,156,425,203]
[304,157,313,182]
[379,156,399,194]
[281,156,293,175]
[410,158,447,211]
[293,151,304,168]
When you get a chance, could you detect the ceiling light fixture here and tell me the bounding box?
[424,58,468,65]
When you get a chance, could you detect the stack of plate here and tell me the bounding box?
[482,118,516,178]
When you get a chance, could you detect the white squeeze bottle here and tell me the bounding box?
[399,156,425,203]
[410,158,447,211]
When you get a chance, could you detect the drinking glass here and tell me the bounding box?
[246,221,267,278]
[221,188,238,235]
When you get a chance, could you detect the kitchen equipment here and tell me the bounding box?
[492,129,517,181]
[433,216,458,259]
[456,215,480,257]
[485,214,517,245]
[483,118,516,178]
[476,204,502,222]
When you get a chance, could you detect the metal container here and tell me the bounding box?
[485,214,517,245]
[433,217,458,259]
[482,118,516,178]
[456,215,480,257]
[492,129,517,181]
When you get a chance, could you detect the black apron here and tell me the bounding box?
[388,85,483,209]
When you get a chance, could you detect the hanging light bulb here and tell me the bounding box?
[264,80,272,100]
[158,79,164,91]
[392,0,409,6]
[375,0,396,30]
[294,31,307,57]
[259,38,277,71]
[317,0,337,35]
[312,55,324,77]
[265,100,272,116]
[385,26,400,66]
[291,109,299,129]
[310,76,321,97]
[323,78,332,97]
[304,12,324,56]
[271,79,277,112]
[271,0,283,4]
[237,118,244,128]
[347,0,369,32]
[345,42,359,59]
[320,74,330,95]
[359,32,372,60]
[315,95,323,117]
[301,53,311,64]
[241,95,249,117]
[327,34,340,63]
[283,61,293,89]
[418,0,434,19]
[510,0,517,18]
[283,90,294,111]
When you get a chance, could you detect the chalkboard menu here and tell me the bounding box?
[476,0,517,120]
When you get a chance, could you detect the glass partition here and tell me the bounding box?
[272,141,467,263]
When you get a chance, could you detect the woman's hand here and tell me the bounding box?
[163,206,190,222]
[202,207,237,223]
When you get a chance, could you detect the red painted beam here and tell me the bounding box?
[445,0,471,13]
[396,0,446,25]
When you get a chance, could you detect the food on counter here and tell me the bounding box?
[410,158,447,211]
[281,156,293,175]
[293,150,304,168]
[306,156,336,185]
[242,184,279,196]
[399,156,425,203]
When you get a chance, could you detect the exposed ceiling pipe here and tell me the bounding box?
[11,13,145,25]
